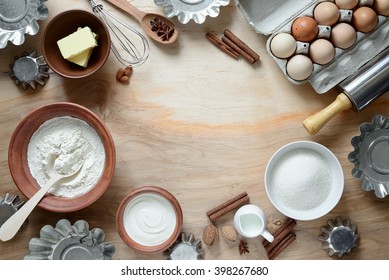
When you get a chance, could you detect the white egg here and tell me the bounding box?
[309,39,335,65]
[286,55,313,81]
[331,23,356,49]
[270,33,297,59]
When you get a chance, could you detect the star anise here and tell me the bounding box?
[158,26,174,41]
[239,240,250,255]
[150,17,164,32]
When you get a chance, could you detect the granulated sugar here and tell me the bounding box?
[270,148,332,211]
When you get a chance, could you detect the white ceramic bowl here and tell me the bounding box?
[264,141,344,221]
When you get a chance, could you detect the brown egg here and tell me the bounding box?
[291,16,318,42]
[335,0,358,10]
[352,6,378,33]
[374,0,389,16]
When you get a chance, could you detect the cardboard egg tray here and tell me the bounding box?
[237,0,389,94]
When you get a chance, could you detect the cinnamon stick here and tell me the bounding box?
[263,218,296,248]
[206,33,239,59]
[265,220,296,252]
[224,29,260,63]
[206,192,249,223]
[222,36,255,64]
[268,232,296,260]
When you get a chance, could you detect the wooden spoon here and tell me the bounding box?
[0,164,83,242]
[105,0,178,45]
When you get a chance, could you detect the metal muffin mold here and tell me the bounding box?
[164,232,204,260]
[0,193,26,228]
[24,219,115,260]
[154,0,230,24]
[0,0,49,49]
[319,216,359,258]
[349,115,389,198]
[10,50,50,90]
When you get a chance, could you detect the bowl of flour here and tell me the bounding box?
[264,141,344,221]
[8,102,116,212]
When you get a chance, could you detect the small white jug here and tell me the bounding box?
[233,204,274,242]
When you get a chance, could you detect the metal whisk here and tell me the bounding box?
[89,0,150,67]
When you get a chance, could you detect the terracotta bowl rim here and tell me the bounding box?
[8,102,116,212]
[41,9,111,79]
[116,186,183,254]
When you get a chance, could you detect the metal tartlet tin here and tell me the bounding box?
[0,0,49,49]
[0,193,26,228]
[349,115,389,198]
[319,216,359,258]
[164,232,204,260]
[10,50,50,90]
[24,219,115,260]
[154,0,230,24]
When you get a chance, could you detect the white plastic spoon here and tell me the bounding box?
[0,164,83,242]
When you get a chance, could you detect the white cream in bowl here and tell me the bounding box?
[123,193,177,246]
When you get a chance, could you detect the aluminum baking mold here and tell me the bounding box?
[9,50,50,90]
[0,0,48,49]
[0,193,26,228]
[154,0,230,24]
[319,216,359,258]
[24,219,115,260]
[349,115,389,198]
[164,232,204,260]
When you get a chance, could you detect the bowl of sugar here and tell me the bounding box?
[264,141,344,221]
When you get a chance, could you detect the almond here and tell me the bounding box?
[116,68,125,81]
[124,65,133,77]
[119,75,130,84]
[203,224,218,246]
[221,225,237,242]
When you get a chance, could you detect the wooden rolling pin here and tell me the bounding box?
[303,48,389,135]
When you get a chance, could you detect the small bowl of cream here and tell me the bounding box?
[116,186,183,253]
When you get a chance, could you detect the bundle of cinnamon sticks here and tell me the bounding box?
[263,218,297,260]
[206,29,260,64]
[206,192,249,222]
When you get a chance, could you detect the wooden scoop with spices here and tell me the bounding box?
[105,0,178,44]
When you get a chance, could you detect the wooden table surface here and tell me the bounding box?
[1,0,389,260]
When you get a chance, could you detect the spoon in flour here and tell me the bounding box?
[0,163,83,242]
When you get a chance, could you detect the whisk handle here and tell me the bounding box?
[105,0,145,22]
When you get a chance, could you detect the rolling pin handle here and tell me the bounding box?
[303,93,353,135]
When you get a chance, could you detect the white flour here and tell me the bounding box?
[27,116,105,198]
[270,148,332,211]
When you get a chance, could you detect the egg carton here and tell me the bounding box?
[237,0,389,94]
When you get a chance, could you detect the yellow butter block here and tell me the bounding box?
[67,30,99,68]
[57,27,98,60]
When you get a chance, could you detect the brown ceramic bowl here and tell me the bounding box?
[116,186,183,254]
[41,10,110,78]
[8,102,116,212]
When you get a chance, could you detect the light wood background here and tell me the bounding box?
[1,0,389,260]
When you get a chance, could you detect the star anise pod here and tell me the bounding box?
[239,240,250,255]
[150,17,164,32]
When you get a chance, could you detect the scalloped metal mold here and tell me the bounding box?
[24,219,115,260]
[0,0,49,49]
[154,0,230,24]
[349,115,389,198]
[0,193,26,228]
[9,50,50,90]
[164,232,204,260]
[319,216,359,258]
